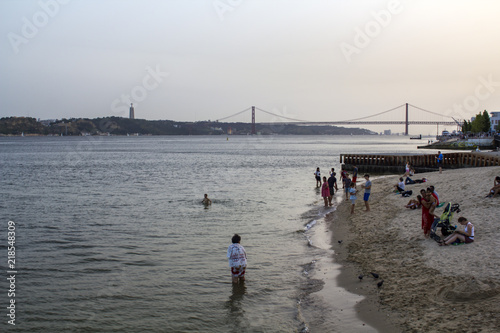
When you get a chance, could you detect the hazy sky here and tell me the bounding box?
[2,0,500,133]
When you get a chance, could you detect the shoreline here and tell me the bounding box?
[307,166,500,332]
[330,167,500,332]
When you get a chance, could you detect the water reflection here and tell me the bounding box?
[225,282,247,330]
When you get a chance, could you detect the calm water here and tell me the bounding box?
[0,135,430,332]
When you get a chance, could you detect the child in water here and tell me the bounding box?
[202,194,212,205]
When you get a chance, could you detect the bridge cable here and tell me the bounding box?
[342,104,406,122]
[408,104,455,119]
[255,107,309,122]
[215,107,252,122]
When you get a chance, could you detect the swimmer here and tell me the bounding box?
[202,194,212,205]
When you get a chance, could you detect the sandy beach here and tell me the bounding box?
[320,165,500,332]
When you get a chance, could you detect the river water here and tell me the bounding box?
[0,135,429,332]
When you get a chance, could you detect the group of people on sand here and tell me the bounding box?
[316,166,371,214]
[401,170,477,247]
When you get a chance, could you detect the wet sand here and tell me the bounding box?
[319,166,500,332]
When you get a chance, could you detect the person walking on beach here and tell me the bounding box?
[314,167,321,187]
[352,165,358,185]
[349,182,357,214]
[341,170,347,188]
[439,217,474,246]
[361,174,371,212]
[321,176,330,207]
[436,151,443,174]
[227,234,247,284]
[403,161,411,177]
[327,173,338,206]
[344,174,352,200]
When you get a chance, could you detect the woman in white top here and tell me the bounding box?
[439,217,474,246]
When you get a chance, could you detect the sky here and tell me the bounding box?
[2,0,500,134]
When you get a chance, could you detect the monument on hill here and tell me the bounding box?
[129,103,135,119]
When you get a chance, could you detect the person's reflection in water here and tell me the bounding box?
[224,282,247,329]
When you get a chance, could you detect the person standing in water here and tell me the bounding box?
[227,234,247,284]
[314,167,321,187]
[202,194,212,205]
[327,172,338,206]
[321,176,330,207]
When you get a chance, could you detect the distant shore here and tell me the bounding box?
[309,165,500,332]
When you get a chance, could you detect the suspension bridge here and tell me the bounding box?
[214,103,462,135]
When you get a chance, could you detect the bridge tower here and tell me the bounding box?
[405,103,409,136]
[251,106,256,135]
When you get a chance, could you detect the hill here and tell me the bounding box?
[0,116,376,136]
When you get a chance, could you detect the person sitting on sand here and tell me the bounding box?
[202,194,212,205]
[405,195,422,209]
[394,177,405,192]
[485,176,500,198]
[439,217,474,246]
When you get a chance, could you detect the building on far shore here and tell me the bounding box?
[129,103,135,119]
[490,111,500,131]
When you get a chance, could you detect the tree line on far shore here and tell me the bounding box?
[0,116,375,136]
[461,110,497,133]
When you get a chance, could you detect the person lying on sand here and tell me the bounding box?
[439,217,474,246]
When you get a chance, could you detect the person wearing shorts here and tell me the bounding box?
[349,182,357,214]
[314,167,321,187]
[439,217,474,246]
[344,175,351,200]
[361,174,371,212]
[436,151,443,174]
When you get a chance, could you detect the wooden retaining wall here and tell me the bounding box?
[340,152,500,173]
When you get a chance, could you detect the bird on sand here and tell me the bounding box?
[377,280,384,288]
[358,274,363,281]
[370,272,379,279]
[338,240,343,244]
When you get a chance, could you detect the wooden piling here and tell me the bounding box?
[340,152,500,174]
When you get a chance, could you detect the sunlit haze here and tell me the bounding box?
[2,0,500,134]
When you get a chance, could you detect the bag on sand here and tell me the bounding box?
[401,190,413,197]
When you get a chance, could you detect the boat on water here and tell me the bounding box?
[410,134,422,139]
